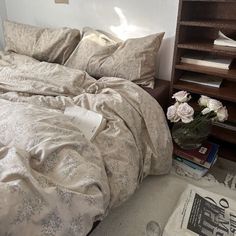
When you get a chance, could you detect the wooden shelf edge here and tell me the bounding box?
[211,126,236,144]
[173,80,236,103]
[178,42,236,57]
[180,20,236,30]
[175,63,236,81]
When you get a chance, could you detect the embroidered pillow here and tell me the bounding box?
[4,20,81,64]
[65,27,164,88]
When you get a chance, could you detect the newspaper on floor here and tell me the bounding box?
[163,184,236,236]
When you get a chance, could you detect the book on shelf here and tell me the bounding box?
[173,156,209,180]
[214,31,236,48]
[173,141,219,169]
[180,52,233,70]
[180,72,223,88]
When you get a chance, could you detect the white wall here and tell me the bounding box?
[0,0,7,49]
[5,0,179,80]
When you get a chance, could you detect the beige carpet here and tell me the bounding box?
[91,158,236,236]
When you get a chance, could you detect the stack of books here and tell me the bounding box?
[173,141,219,180]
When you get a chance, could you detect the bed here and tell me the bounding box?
[0,21,173,236]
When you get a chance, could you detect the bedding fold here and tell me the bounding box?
[0,52,172,236]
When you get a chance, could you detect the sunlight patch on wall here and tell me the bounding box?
[110,7,152,40]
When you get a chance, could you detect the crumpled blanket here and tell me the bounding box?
[0,51,172,236]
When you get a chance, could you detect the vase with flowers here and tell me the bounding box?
[167,91,228,150]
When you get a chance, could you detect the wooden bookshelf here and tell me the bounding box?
[171,0,236,161]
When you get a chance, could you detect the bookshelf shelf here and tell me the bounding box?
[173,80,236,103]
[176,62,236,81]
[171,0,236,161]
[211,126,236,144]
[180,20,236,30]
[188,100,236,122]
[177,42,236,57]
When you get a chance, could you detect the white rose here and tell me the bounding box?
[217,106,228,122]
[198,95,210,107]
[176,102,194,123]
[208,99,223,112]
[172,91,191,103]
[167,102,180,123]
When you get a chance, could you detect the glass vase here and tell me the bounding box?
[172,119,212,150]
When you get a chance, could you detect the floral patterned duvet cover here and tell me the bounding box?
[0,52,172,236]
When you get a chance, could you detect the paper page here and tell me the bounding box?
[64,106,106,141]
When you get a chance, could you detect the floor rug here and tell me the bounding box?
[91,158,236,236]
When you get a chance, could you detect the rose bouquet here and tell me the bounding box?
[167,91,228,149]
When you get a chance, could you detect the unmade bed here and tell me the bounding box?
[0,21,173,236]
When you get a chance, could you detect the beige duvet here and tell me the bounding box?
[0,52,172,236]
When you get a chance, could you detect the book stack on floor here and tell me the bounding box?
[173,141,219,180]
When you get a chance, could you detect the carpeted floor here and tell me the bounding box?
[91,158,236,236]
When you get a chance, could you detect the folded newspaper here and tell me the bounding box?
[64,106,106,141]
[163,185,236,236]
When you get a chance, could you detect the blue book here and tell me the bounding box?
[204,142,219,168]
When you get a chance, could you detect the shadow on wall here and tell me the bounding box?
[157,36,176,81]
